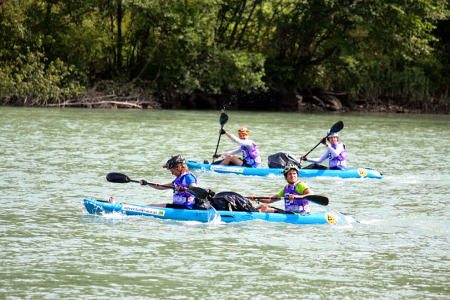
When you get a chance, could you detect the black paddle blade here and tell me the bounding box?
[329,121,344,134]
[187,187,211,200]
[106,172,131,183]
[304,195,329,206]
[219,113,229,126]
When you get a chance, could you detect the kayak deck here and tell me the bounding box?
[186,160,383,179]
[83,198,345,225]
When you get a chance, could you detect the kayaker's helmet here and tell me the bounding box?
[327,130,339,138]
[238,127,250,135]
[283,164,299,177]
[164,155,185,169]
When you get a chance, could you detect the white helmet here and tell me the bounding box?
[327,131,338,137]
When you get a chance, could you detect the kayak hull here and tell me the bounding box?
[186,161,383,179]
[83,198,342,225]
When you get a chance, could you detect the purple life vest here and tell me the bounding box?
[239,142,261,167]
[329,142,347,169]
[172,171,197,208]
[283,181,310,213]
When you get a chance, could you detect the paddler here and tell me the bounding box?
[248,164,314,213]
[213,126,261,168]
[301,131,347,170]
[140,155,207,209]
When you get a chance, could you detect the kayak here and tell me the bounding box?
[83,198,349,225]
[186,160,383,179]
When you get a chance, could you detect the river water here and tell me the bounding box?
[1,107,449,299]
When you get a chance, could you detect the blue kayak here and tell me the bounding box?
[186,161,383,179]
[83,198,348,225]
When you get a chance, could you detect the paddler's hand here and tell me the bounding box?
[320,137,327,145]
[219,128,226,135]
[139,179,148,185]
[247,195,260,204]
[300,155,307,161]
[213,154,221,159]
[289,194,296,201]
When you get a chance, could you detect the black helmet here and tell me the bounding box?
[165,155,185,169]
[283,164,299,176]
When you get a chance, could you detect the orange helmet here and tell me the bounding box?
[238,127,250,135]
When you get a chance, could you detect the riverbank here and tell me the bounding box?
[2,89,449,114]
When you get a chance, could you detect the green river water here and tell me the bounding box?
[1,107,449,299]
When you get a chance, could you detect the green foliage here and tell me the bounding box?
[126,0,266,94]
[0,48,85,105]
[195,49,266,94]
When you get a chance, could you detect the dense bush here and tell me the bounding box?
[0,48,85,105]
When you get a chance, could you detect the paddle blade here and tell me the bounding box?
[106,172,131,183]
[329,121,344,134]
[304,195,329,206]
[219,113,229,126]
[188,187,213,200]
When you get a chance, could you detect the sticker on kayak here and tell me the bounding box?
[210,165,244,173]
[325,213,337,224]
[122,205,165,216]
[357,168,368,177]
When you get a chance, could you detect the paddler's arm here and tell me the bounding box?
[155,182,174,190]
[301,151,328,164]
[226,132,253,148]
[174,182,196,191]
[140,180,174,190]
[327,143,344,158]
[175,174,197,191]
[247,194,280,203]
[218,129,240,144]
[289,187,313,200]
[216,148,240,158]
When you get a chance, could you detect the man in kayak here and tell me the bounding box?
[248,164,314,213]
[213,126,262,168]
[139,155,203,209]
[301,131,347,170]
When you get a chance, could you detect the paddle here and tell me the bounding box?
[187,187,213,200]
[188,187,328,206]
[212,112,229,162]
[251,195,329,206]
[106,172,174,189]
[303,121,344,158]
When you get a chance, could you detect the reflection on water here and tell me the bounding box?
[1,107,449,299]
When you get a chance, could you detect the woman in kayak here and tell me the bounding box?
[213,126,261,168]
[248,164,314,213]
[139,155,202,209]
[301,132,347,170]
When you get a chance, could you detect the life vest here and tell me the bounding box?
[240,142,261,167]
[283,181,310,213]
[329,142,347,169]
[172,171,197,208]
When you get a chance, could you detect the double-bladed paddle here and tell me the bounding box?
[250,195,329,206]
[303,121,344,158]
[187,187,213,200]
[106,172,174,189]
[187,187,328,206]
[212,112,229,162]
